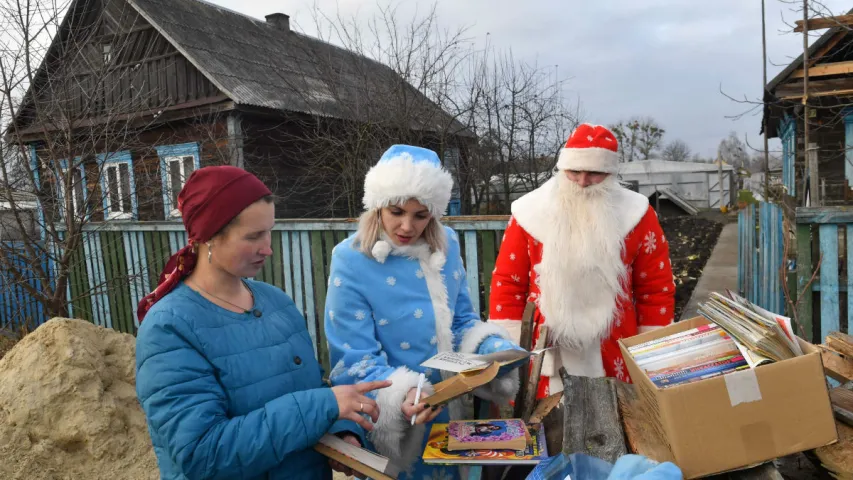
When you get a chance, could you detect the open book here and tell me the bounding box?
[420,348,550,374]
[313,434,400,480]
[419,362,501,407]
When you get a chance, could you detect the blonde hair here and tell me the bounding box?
[353,207,447,258]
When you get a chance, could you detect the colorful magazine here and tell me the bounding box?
[447,419,528,451]
[423,423,548,465]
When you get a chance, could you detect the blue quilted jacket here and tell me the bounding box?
[136,280,360,480]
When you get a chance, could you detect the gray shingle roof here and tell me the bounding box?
[128,0,471,136]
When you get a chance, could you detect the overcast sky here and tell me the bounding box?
[208,0,849,159]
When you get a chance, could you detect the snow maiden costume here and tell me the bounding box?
[324,145,522,479]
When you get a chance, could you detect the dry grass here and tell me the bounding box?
[0,331,18,361]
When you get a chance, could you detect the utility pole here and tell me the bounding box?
[762,0,771,201]
[803,0,820,206]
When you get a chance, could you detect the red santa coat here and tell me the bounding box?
[488,179,675,398]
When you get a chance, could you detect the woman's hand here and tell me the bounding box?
[328,433,361,476]
[402,387,442,425]
[332,380,392,432]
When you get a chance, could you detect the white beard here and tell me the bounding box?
[535,174,628,350]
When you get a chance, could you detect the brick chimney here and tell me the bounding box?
[265,13,290,31]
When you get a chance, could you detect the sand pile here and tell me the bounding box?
[0,318,157,480]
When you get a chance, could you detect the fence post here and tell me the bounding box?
[795,222,814,342]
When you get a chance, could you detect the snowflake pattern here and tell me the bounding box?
[533,240,539,246]
[496,305,503,312]
[416,269,425,279]
[491,339,505,350]
[510,253,517,261]
[347,357,376,378]
[586,135,594,142]
[643,294,649,300]
[496,281,502,287]
[639,271,647,279]
[643,231,657,254]
[430,336,438,345]
[660,307,667,315]
[613,357,627,381]
[333,277,342,287]
[400,342,411,350]
[329,359,346,379]
[414,309,424,319]
[659,261,665,270]
[378,318,389,326]
[516,294,522,300]
[663,286,669,293]
[511,274,521,283]
[343,343,352,350]
[328,310,335,320]
[355,310,366,321]
[453,270,461,281]
[386,276,397,286]
[615,315,622,327]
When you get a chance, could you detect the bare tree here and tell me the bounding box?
[0,0,233,326]
[662,140,692,162]
[610,117,665,162]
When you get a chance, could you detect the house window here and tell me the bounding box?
[97,151,136,220]
[55,162,87,219]
[156,143,201,218]
[103,44,112,64]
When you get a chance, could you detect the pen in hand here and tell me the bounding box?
[411,372,426,426]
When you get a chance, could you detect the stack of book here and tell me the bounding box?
[422,419,548,466]
[628,323,749,388]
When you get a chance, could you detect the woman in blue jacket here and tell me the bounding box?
[135,165,390,480]
[324,146,523,478]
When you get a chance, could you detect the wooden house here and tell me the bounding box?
[7,0,473,222]
[763,13,853,206]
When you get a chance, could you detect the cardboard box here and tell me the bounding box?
[618,317,838,479]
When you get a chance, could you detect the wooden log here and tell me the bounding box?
[513,302,537,418]
[559,367,627,463]
[828,331,853,358]
[814,422,853,478]
[794,14,853,32]
[831,381,853,428]
[520,325,548,422]
[820,349,853,383]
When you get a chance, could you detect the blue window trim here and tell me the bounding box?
[155,143,201,219]
[96,150,137,221]
[843,108,853,186]
[28,144,47,242]
[780,114,796,197]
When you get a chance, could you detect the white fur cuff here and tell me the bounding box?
[458,321,514,354]
[367,367,433,470]
[473,368,520,405]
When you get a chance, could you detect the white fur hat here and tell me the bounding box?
[363,145,454,217]
[555,124,620,174]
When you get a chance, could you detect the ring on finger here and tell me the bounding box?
[359,402,364,412]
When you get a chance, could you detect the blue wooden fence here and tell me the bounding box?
[795,207,853,343]
[0,241,48,331]
[0,217,511,366]
[737,202,786,315]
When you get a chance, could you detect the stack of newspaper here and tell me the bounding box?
[697,290,803,367]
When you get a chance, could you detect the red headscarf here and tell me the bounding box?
[136,166,272,323]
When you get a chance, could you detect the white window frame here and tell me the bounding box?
[55,161,87,220]
[97,151,137,221]
[156,143,201,219]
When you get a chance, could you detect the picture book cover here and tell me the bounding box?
[423,423,548,465]
[447,419,528,451]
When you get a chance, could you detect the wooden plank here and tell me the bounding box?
[311,231,330,373]
[796,223,814,342]
[143,231,159,291]
[828,332,853,358]
[751,204,759,304]
[560,368,627,463]
[821,349,853,383]
[281,232,293,296]
[114,232,133,333]
[463,230,480,315]
[738,210,745,295]
[777,78,853,98]
[323,231,336,280]
[123,231,143,329]
[800,207,853,224]
[480,231,496,313]
[300,231,317,357]
[101,232,121,332]
[791,60,853,78]
[760,205,768,308]
[794,14,853,32]
[291,232,305,317]
[91,232,112,329]
[772,205,785,313]
[819,225,841,343]
[831,382,853,427]
[81,233,101,325]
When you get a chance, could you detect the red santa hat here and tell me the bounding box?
[555,124,619,174]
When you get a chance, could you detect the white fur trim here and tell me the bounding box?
[458,321,513,354]
[368,366,433,470]
[487,319,522,345]
[372,240,392,263]
[638,325,667,334]
[556,146,619,173]
[473,368,520,404]
[458,322,520,404]
[420,252,452,354]
[510,177,649,244]
[546,344,606,394]
[363,155,454,217]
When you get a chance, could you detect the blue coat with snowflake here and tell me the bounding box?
[324,226,521,478]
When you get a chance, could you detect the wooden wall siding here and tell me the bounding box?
[0,217,510,373]
[795,207,853,344]
[737,203,785,317]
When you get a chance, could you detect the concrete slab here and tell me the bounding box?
[680,222,738,321]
